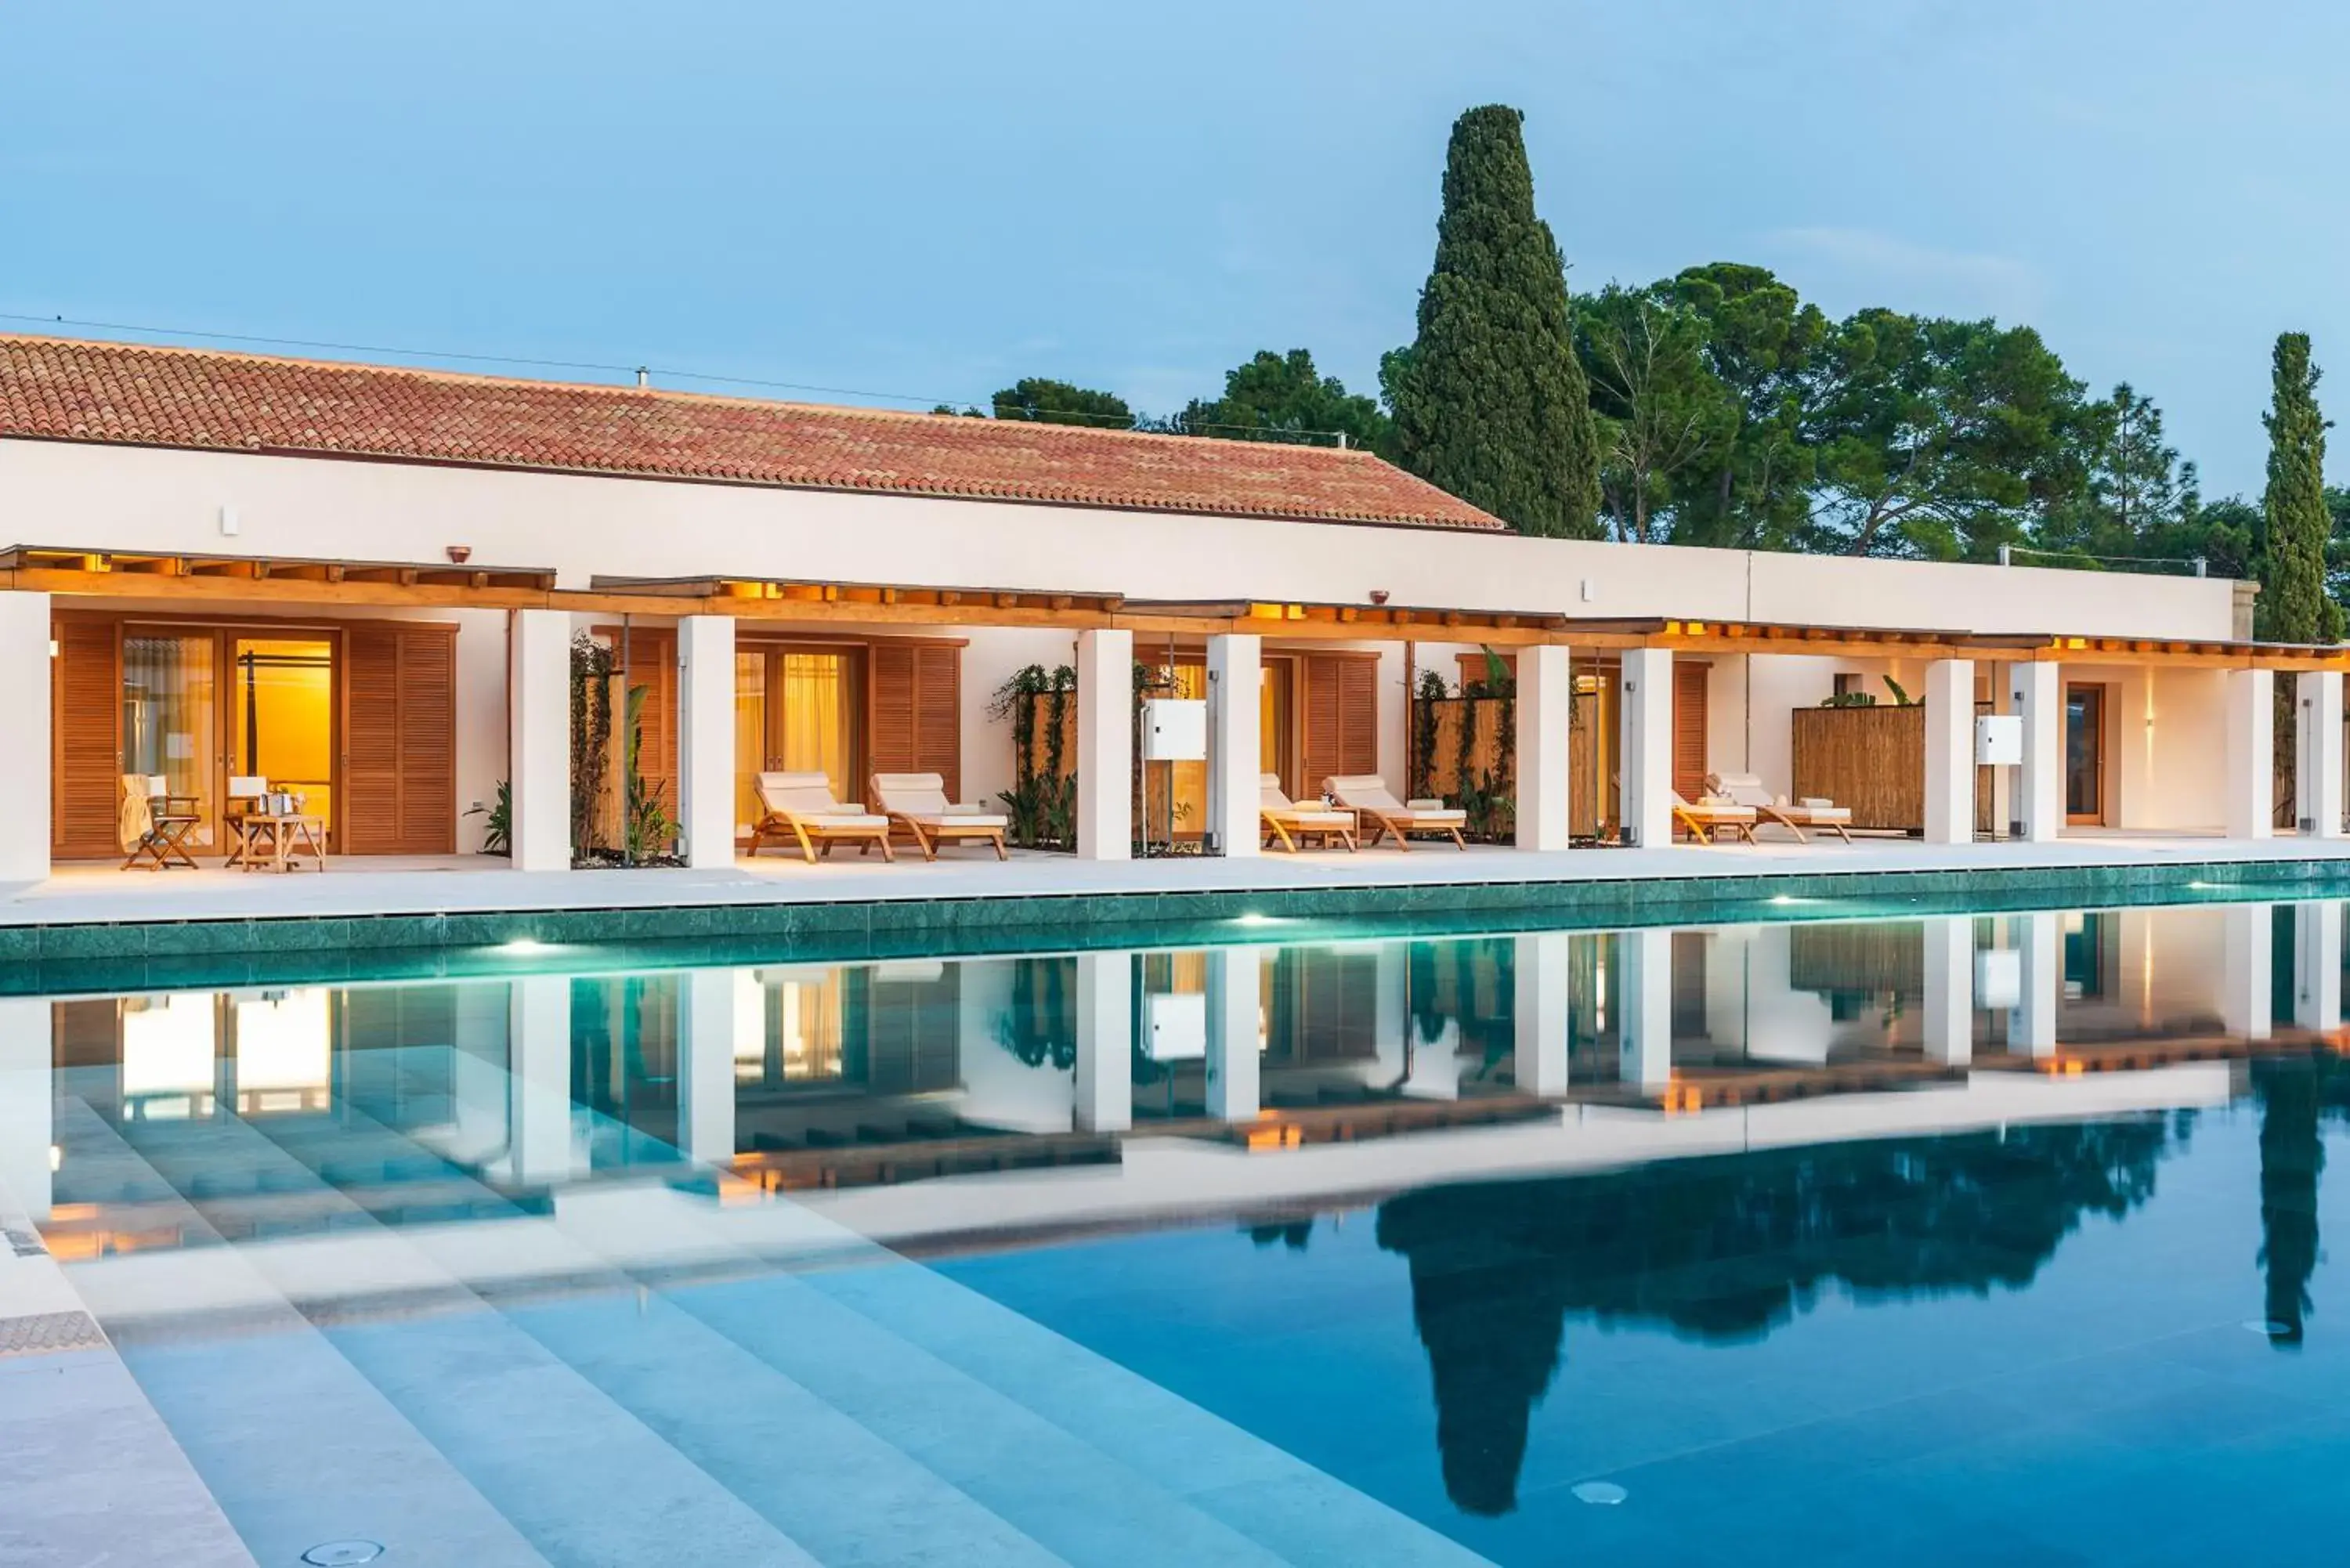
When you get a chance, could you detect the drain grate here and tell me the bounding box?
[0,1310,107,1357]
[302,1544,384,1566]
[2,1225,45,1258]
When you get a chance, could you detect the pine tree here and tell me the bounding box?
[2261,332,2343,643]
[1390,106,1602,538]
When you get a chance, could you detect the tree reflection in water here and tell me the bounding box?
[1373,1118,2182,1517]
[2252,1054,2350,1346]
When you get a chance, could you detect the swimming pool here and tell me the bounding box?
[5,896,2348,1564]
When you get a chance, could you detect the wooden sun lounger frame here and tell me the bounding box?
[1672,801,1759,845]
[1260,807,1358,853]
[1705,773,1855,845]
[870,774,1010,862]
[748,797,895,865]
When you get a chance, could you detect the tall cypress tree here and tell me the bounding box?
[2261,331,2342,643]
[1391,106,1602,539]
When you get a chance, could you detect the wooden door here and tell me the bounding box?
[341,625,457,854]
[1301,654,1378,792]
[1672,662,1710,805]
[52,613,122,858]
[867,642,961,800]
[2065,682,2106,825]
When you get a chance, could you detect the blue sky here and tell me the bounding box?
[5,1,2345,498]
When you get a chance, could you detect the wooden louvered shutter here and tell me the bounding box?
[868,643,962,799]
[1338,657,1379,775]
[52,615,121,858]
[1302,654,1379,791]
[616,629,678,821]
[1301,655,1342,792]
[1672,662,1709,806]
[342,625,457,854]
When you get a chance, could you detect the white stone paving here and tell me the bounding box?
[15,832,2350,929]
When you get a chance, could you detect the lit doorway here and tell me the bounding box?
[231,638,335,833]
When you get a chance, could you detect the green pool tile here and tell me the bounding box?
[38,923,145,960]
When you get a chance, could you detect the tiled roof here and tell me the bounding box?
[0,334,1506,532]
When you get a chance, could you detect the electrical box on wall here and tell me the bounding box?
[1142,699,1208,761]
[1145,991,1208,1060]
[1975,714,2023,766]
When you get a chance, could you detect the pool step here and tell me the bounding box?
[256,1096,1065,1568]
[49,1098,553,1568]
[551,1185,1298,1568]
[197,1101,855,1568]
[800,1241,1497,1568]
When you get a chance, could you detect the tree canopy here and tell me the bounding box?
[1386,104,1603,538]
[2261,332,2343,643]
[987,378,1134,428]
[1176,349,1391,453]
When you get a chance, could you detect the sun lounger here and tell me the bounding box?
[1706,771,1854,844]
[749,771,895,864]
[1322,774,1468,851]
[1260,774,1358,851]
[1672,789,1759,845]
[871,772,1009,861]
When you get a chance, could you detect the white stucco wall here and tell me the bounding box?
[1,437,2250,841]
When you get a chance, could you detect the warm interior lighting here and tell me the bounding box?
[233,988,331,1111]
[121,992,217,1117]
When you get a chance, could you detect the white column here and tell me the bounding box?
[1517,645,1574,852]
[2221,903,2273,1042]
[2226,667,2275,840]
[2297,671,2345,837]
[1619,648,1673,847]
[2294,901,2343,1035]
[0,594,50,882]
[507,974,576,1183]
[1206,947,1261,1122]
[1076,629,1133,862]
[1923,659,1976,847]
[677,615,736,869]
[1513,932,1571,1094]
[0,999,53,1221]
[2007,912,2059,1058]
[677,967,740,1165]
[509,609,573,873]
[1920,917,1974,1065]
[1206,634,1261,859]
[2010,661,2063,843]
[1073,952,1133,1132]
[1618,927,1672,1089]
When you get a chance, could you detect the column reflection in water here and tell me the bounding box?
[507,974,577,1184]
[1618,927,1672,1090]
[1921,917,1976,1066]
[1206,946,1262,1122]
[1512,932,1570,1097]
[676,967,740,1165]
[2293,901,2344,1036]
[1074,951,1133,1133]
[2222,902,2276,1041]
[0,998,53,1221]
[2007,911,2060,1058]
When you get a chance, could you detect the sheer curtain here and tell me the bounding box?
[778,652,848,800]
[733,650,766,830]
[121,633,215,843]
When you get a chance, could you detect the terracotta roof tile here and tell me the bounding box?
[0,335,1506,532]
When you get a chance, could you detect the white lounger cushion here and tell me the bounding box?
[1322,775,1465,822]
[871,772,1005,827]
[1260,773,1350,826]
[757,771,887,828]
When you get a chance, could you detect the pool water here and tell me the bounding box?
[6,897,2350,1565]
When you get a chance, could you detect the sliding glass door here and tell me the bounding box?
[121,632,219,846]
[735,645,863,829]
